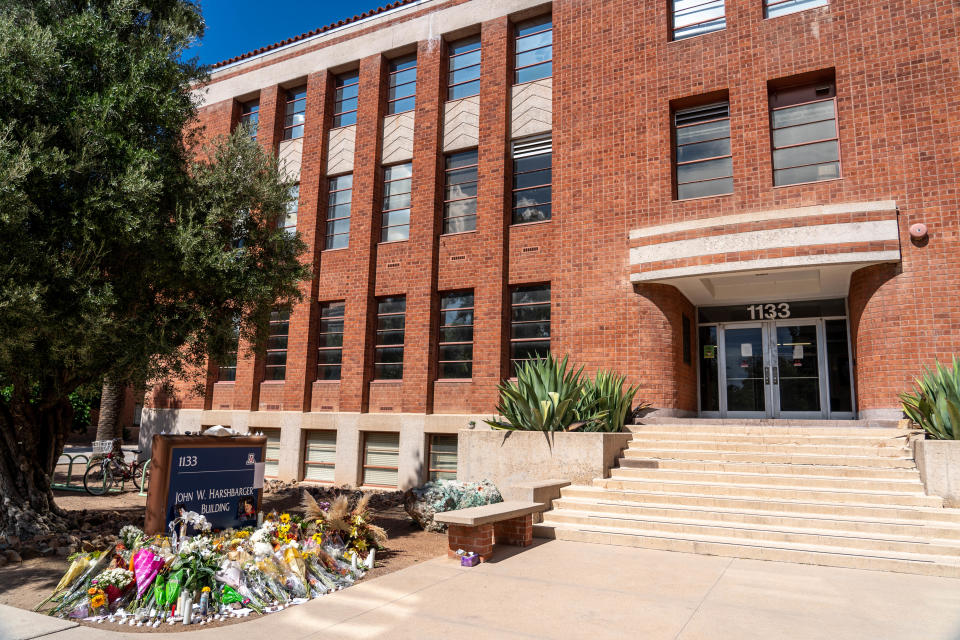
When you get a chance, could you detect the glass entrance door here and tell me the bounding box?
[721,324,769,418]
[770,321,824,418]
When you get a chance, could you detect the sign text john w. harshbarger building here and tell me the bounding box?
[142,0,960,490]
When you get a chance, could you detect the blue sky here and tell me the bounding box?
[185,1,378,66]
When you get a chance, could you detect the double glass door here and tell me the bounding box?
[700,319,853,419]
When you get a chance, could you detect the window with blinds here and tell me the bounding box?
[303,430,336,482]
[512,135,552,224]
[765,0,827,19]
[362,432,400,487]
[674,101,733,200]
[428,434,457,481]
[770,79,840,186]
[672,0,725,40]
[262,428,281,478]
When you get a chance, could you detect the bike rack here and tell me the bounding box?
[138,459,152,496]
[51,453,90,492]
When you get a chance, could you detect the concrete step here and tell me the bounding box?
[533,523,960,578]
[551,497,960,540]
[616,457,921,480]
[559,486,959,523]
[593,477,940,507]
[627,423,909,436]
[626,440,910,457]
[628,431,912,447]
[541,509,960,557]
[608,467,923,493]
[621,448,917,468]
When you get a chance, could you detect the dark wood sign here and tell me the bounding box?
[144,434,267,535]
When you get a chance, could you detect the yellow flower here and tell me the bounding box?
[279,523,291,535]
[355,539,368,552]
[279,513,291,524]
[202,586,211,593]
[90,594,107,608]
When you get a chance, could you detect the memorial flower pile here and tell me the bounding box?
[36,498,387,628]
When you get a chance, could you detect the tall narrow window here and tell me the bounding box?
[448,35,481,100]
[326,174,352,249]
[438,291,474,379]
[217,326,239,382]
[765,0,828,18]
[332,71,359,128]
[239,100,259,139]
[381,162,412,242]
[770,80,840,186]
[317,301,344,381]
[375,296,405,380]
[510,284,550,376]
[515,15,552,83]
[265,308,289,381]
[674,101,733,200]
[428,434,458,481]
[443,149,478,233]
[303,431,336,482]
[279,184,298,233]
[512,135,552,224]
[262,428,281,477]
[672,0,726,40]
[283,86,307,140]
[387,55,417,115]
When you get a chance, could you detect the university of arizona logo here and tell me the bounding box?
[246,453,255,465]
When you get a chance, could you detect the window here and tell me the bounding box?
[326,174,352,249]
[448,35,481,100]
[303,431,336,482]
[672,0,725,40]
[375,296,405,380]
[443,149,478,233]
[515,15,552,83]
[317,301,344,381]
[510,284,550,376]
[283,86,307,140]
[674,101,733,200]
[279,184,298,233]
[765,0,828,18]
[262,428,281,478]
[387,55,417,115]
[265,308,289,381]
[332,71,359,128]
[438,291,474,379]
[770,80,840,186]
[239,100,259,139]
[512,135,552,224]
[217,326,239,382]
[381,162,412,242]
[428,434,457,481]
[362,432,399,487]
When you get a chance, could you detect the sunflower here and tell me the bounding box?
[279,513,291,524]
[90,594,107,609]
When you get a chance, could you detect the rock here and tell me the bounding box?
[56,546,74,557]
[20,546,39,560]
[7,536,20,548]
[404,479,503,533]
[39,546,56,558]
[4,549,22,563]
[0,555,7,568]
[81,540,95,552]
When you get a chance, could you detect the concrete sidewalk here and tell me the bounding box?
[4,540,960,640]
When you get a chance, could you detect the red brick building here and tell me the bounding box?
[143,0,960,488]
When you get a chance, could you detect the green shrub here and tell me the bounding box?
[899,357,960,440]
[485,355,643,432]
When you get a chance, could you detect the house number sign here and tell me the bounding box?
[697,299,846,324]
[746,303,791,320]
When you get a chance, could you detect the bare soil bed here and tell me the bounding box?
[0,484,446,633]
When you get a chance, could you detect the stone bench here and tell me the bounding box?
[434,501,542,562]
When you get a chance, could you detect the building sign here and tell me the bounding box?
[145,434,267,534]
[697,298,846,324]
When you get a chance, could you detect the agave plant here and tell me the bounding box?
[485,355,605,431]
[899,357,960,440]
[577,371,643,433]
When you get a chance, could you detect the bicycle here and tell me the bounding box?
[83,439,150,496]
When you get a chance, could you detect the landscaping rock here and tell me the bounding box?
[0,555,7,568]
[56,546,73,557]
[404,479,503,532]
[4,549,22,563]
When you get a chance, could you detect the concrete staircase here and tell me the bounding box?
[534,423,960,577]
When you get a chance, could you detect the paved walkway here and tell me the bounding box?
[5,540,960,640]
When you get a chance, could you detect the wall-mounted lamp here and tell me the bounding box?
[909,223,928,240]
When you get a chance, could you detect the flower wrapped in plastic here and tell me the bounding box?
[273,549,308,599]
[94,567,134,604]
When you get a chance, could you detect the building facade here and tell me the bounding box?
[143,0,960,489]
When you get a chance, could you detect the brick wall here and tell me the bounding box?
[148,0,960,417]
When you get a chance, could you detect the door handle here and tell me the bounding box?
[772,367,779,385]
[764,366,770,385]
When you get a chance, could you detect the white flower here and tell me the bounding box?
[253,542,273,558]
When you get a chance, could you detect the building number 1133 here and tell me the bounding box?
[746,303,791,320]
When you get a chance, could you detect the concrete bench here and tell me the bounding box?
[434,501,542,562]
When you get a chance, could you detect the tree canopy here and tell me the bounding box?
[0,0,309,537]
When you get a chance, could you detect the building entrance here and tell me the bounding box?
[697,299,855,419]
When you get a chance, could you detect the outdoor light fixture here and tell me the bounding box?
[909,223,928,240]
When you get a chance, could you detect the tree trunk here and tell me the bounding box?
[0,390,71,539]
[95,377,124,454]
